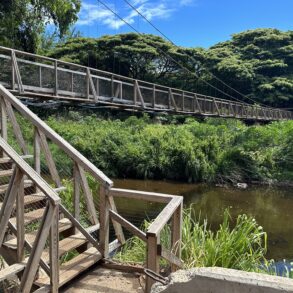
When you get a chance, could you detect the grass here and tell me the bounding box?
[115,207,268,273]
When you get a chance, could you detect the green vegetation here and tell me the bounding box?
[0,0,81,52]
[47,29,293,108]
[44,113,293,184]
[115,208,268,273]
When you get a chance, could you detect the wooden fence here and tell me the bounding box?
[0,46,292,121]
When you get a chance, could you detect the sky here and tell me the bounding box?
[74,0,293,48]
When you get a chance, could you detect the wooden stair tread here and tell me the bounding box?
[0,179,33,194]
[41,224,100,262]
[0,194,45,210]
[10,207,46,226]
[0,262,26,282]
[35,247,102,287]
[0,169,13,177]
[3,218,73,249]
[0,155,33,164]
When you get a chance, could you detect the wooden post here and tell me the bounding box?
[11,51,15,91]
[152,85,156,108]
[182,92,185,111]
[0,98,7,158]
[96,78,100,98]
[39,66,42,88]
[16,176,25,262]
[20,203,54,292]
[34,127,41,174]
[171,201,182,272]
[50,205,59,293]
[111,75,114,98]
[73,163,80,223]
[54,60,58,96]
[146,234,159,293]
[119,82,123,100]
[133,80,137,106]
[99,185,109,258]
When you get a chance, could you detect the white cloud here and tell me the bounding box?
[77,0,195,29]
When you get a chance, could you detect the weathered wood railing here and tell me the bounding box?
[0,46,292,121]
[107,188,183,292]
[0,84,184,292]
[0,136,60,292]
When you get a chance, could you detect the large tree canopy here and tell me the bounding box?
[0,0,81,52]
[48,29,293,108]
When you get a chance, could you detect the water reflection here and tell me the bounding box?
[114,179,293,260]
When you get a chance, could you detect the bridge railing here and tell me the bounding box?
[0,46,292,121]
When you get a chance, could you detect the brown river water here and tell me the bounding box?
[114,179,293,261]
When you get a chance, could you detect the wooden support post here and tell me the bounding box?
[169,89,178,112]
[119,83,123,100]
[54,60,58,96]
[195,94,202,113]
[20,203,54,293]
[39,66,42,88]
[99,186,109,258]
[134,80,146,109]
[96,78,100,99]
[87,68,97,101]
[111,75,114,98]
[4,99,29,155]
[77,164,99,225]
[50,205,59,293]
[11,50,23,93]
[133,80,137,106]
[71,72,74,92]
[171,201,182,272]
[146,234,159,293]
[16,176,25,262]
[37,129,62,188]
[152,85,156,108]
[73,163,80,223]
[11,51,15,91]
[0,98,7,157]
[34,127,41,175]
[0,167,22,246]
[182,92,185,111]
[108,195,125,244]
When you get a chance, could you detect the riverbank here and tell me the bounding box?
[45,112,293,185]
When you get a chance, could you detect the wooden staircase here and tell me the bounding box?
[0,84,184,293]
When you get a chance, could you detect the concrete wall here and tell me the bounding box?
[151,267,293,293]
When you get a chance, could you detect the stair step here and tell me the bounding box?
[10,207,46,226]
[35,247,102,288]
[0,262,26,282]
[0,169,13,178]
[0,179,33,195]
[0,155,33,165]
[0,194,45,210]
[3,218,73,249]
[42,224,100,262]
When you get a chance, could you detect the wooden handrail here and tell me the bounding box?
[0,136,60,205]
[0,84,113,187]
[147,197,183,237]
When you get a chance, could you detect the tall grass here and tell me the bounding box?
[115,207,268,272]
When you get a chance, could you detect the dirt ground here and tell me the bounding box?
[61,267,145,293]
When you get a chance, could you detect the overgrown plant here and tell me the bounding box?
[115,207,268,273]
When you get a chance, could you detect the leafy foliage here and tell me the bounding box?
[0,0,81,52]
[45,112,293,184]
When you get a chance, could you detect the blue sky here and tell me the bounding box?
[74,0,293,48]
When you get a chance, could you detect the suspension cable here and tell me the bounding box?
[122,0,269,107]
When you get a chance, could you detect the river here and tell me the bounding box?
[114,178,293,261]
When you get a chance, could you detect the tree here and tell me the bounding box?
[0,0,81,53]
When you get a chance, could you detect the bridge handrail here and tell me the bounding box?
[0,84,113,187]
[0,45,290,114]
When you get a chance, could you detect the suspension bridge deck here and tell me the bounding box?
[0,46,292,121]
